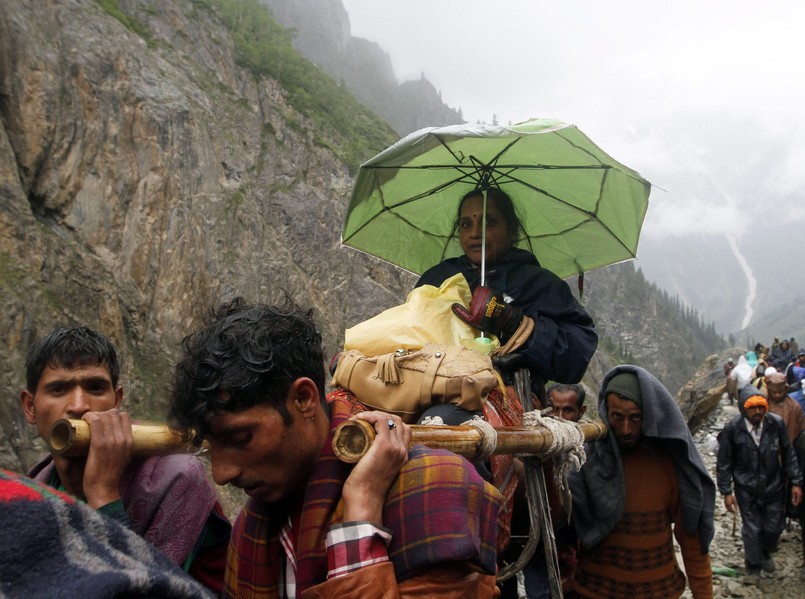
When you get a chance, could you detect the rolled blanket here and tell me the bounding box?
[0,469,213,598]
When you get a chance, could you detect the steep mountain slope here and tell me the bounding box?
[261,0,463,136]
[0,0,408,471]
[583,263,726,396]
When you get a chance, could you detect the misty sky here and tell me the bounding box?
[340,0,805,244]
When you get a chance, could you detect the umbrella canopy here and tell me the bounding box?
[342,118,651,280]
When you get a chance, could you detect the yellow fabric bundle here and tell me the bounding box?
[344,273,498,356]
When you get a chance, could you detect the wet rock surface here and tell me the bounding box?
[679,395,804,598]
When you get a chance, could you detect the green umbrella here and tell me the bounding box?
[342,118,651,281]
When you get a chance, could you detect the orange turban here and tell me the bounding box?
[744,396,768,410]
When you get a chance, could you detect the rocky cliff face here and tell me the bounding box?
[0,0,410,472]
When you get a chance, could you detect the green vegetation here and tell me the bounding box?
[192,0,396,165]
[129,348,173,421]
[647,276,725,353]
[94,0,155,47]
[597,264,724,356]
[599,333,639,365]
[0,253,24,289]
[227,189,245,211]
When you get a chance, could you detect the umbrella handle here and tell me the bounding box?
[480,189,487,288]
[480,189,487,341]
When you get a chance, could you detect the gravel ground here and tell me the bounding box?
[679,395,805,599]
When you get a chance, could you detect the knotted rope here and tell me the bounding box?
[521,408,587,491]
[463,417,499,461]
[421,411,587,492]
[421,414,499,461]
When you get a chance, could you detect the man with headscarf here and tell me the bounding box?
[756,372,805,575]
[765,371,805,444]
[716,385,803,576]
[569,366,715,598]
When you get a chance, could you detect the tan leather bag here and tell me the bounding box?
[331,343,500,423]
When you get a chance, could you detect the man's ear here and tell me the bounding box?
[288,377,321,419]
[20,390,37,424]
[580,405,587,418]
[114,385,124,410]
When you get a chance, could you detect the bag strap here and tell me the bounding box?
[492,316,535,357]
[333,351,361,389]
[419,349,446,406]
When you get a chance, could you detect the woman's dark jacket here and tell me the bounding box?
[416,248,598,388]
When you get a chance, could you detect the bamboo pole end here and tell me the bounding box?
[332,419,376,464]
[49,419,83,456]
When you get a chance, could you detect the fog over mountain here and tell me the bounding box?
[340,0,805,342]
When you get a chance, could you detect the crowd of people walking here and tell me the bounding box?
[722,336,805,582]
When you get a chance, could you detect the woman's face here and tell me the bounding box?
[458,194,515,266]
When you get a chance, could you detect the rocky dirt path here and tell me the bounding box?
[679,395,804,599]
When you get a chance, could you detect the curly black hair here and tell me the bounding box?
[25,327,120,392]
[168,295,325,440]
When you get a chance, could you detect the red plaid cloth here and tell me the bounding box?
[484,386,526,551]
[223,389,502,597]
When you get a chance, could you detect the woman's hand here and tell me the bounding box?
[341,412,411,525]
[452,286,523,338]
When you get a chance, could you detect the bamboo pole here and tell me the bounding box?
[48,419,200,457]
[332,418,608,463]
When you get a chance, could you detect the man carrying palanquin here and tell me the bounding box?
[20,326,230,593]
[168,296,503,598]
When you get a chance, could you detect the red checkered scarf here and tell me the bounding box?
[483,386,525,551]
[223,389,502,597]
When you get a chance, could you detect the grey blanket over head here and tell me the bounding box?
[568,365,716,552]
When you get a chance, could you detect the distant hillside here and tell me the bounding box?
[636,216,804,343]
[737,295,805,350]
[583,263,726,395]
[260,0,463,136]
[636,233,746,334]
